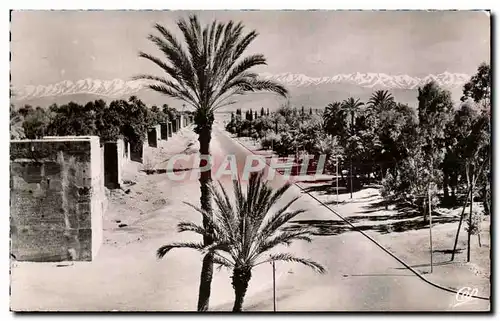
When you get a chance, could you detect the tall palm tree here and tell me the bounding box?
[341,97,364,198]
[135,16,288,311]
[367,90,395,113]
[157,172,325,312]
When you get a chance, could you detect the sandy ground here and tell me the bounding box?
[11,126,232,311]
[10,122,490,311]
[231,131,491,299]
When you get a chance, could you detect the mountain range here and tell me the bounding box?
[11,72,470,111]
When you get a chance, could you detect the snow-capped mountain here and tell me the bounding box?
[259,71,470,89]
[15,79,146,101]
[12,72,470,102]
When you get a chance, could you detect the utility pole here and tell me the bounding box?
[467,170,474,262]
[336,155,339,207]
[271,259,276,312]
[350,158,353,199]
[428,183,433,273]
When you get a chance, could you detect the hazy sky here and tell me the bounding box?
[11,10,490,87]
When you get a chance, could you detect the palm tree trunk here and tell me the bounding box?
[350,112,354,198]
[232,266,252,312]
[197,125,214,312]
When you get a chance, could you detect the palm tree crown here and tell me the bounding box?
[367,90,395,113]
[137,15,289,311]
[157,171,325,311]
[341,97,364,132]
[135,15,288,132]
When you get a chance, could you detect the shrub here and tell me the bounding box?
[261,133,280,150]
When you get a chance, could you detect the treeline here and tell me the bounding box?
[10,95,187,152]
[226,105,324,158]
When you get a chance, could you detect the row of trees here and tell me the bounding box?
[10,96,186,152]
[226,103,326,158]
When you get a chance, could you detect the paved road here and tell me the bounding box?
[209,126,490,311]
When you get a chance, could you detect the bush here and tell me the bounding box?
[240,129,250,137]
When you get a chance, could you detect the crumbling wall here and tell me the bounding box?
[10,136,104,261]
[147,125,161,148]
[160,123,168,141]
[178,115,184,130]
[123,140,131,162]
[168,122,173,137]
[103,140,123,189]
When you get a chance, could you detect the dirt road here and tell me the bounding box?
[10,125,490,311]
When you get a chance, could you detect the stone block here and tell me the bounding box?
[10,136,104,262]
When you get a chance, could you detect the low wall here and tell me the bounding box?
[147,125,161,148]
[160,123,168,141]
[103,139,124,189]
[167,122,173,137]
[10,136,104,261]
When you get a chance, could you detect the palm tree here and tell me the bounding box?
[323,102,346,137]
[135,16,288,311]
[367,90,395,113]
[157,172,325,312]
[341,97,364,198]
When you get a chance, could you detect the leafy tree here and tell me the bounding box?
[461,63,491,109]
[157,172,325,311]
[10,104,25,139]
[135,15,287,311]
[47,102,98,137]
[260,107,265,117]
[417,81,453,220]
[22,106,51,139]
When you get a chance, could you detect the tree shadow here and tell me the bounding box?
[300,183,354,196]
[394,260,456,270]
[433,248,464,255]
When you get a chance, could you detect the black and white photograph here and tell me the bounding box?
[8,9,491,312]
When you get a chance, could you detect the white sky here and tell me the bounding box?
[10,10,490,87]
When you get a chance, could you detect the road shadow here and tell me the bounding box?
[300,183,351,196]
[287,212,459,236]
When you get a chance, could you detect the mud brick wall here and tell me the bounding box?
[160,123,168,141]
[147,125,161,148]
[167,122,173,137]
[10,137,104,261]
[123,140,131,162]
[178,115,184,129]
[103,139,124,189]
[172,119,178,133]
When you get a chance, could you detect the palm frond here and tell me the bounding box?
[259,208,306,239]
[138,17,287,115]
[157,242,205,259]
[251,229,315,260]
[213,253,235,270]
[257,253,326,274]
[177,221,209,236]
